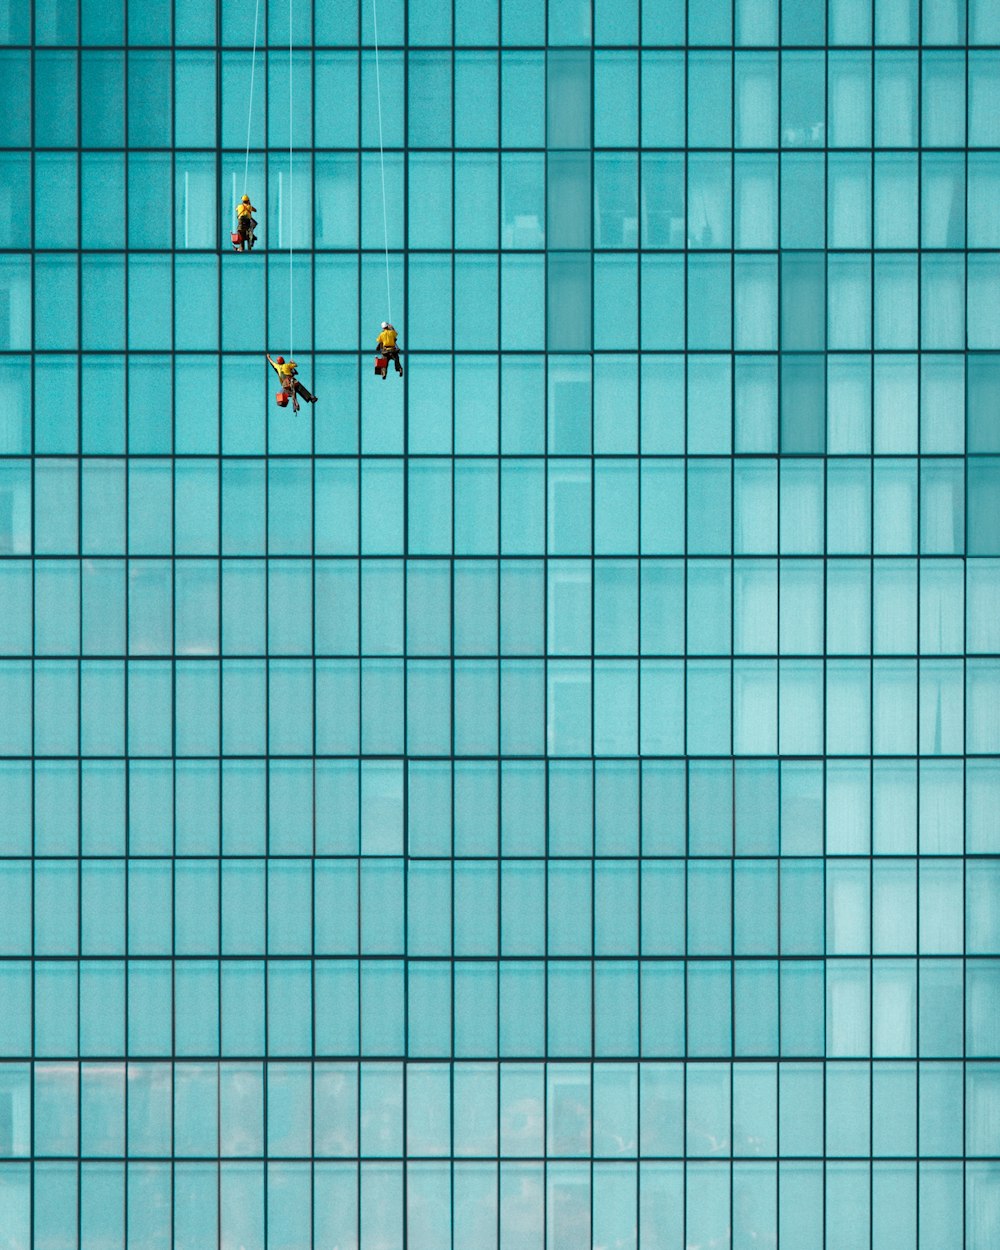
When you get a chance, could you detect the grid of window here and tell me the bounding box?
[2,0,1000,1245]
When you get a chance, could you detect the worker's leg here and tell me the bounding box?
[294,381,317,404]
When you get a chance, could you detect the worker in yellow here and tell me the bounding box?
[233,194,257,252]
[266,353,318,411]
[375,321,403,379]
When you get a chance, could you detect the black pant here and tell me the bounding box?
[382,346,402,374]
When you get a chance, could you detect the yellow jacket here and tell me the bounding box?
[237,201,255,218]
[377,328,398,350]
[268,357,296,381]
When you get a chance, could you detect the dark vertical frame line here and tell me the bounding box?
[166,3,179,1247]
[261,10,272,1250]
[960,4,971,1249]
[121,20,133,1250]
[401,6,411,1250]
[728,10,738,1234]
[354,13,364,1249]
[74,9,85,1248]
[214,3,227,1249]
[681,3,690,1240]
[28,1,39,1246]
[308,1,318,1245]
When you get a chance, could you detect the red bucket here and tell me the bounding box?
[275,391,289,407]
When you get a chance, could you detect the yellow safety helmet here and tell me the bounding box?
[241,195,250,203]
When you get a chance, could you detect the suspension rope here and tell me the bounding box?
[242,0,260,197]
[289,0,294,357]
[372,0,392,323]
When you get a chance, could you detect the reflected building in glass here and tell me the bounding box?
[1,0,1000,1244]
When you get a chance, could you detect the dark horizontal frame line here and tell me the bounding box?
[2,753,993,761]
[12,562,987,572]
[6,652,997,661]
[9,347,1000,357]
[16,248,1000,260]
[6,852,993,862]
[12,1153,989,1164]
[0,1056,980,1065]
[3,457,990,467]
[4,455,990,462]
[12,144,1000,154]
[0,1055,975,1065]
[9,41,1000,51]
[7,548,989,558]
[5,557,990,565]
[12,242,1000,252]
[1,447,994,457]
[0,953,986,961]
[7,547,990,552]
[17,1055,989,1065]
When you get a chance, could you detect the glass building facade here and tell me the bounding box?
[1,0,1000,1244]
